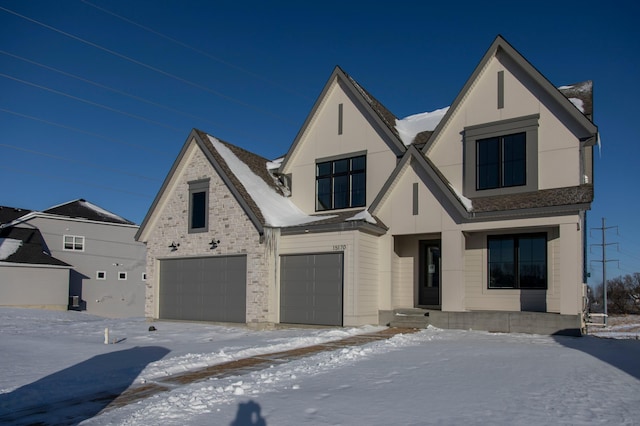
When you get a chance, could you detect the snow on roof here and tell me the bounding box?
[569,98,585,113]
[345,209,377,224]
[448,184,473,212]
[208,136,335,227]
[266,157,284,171]
[78,200,129,222]
[0,238,22,260]
[395,107,449,146]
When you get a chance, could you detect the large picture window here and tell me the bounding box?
[316,154,366,211]
[477,132,526,190]
[188,178,209,233]
[488,234,547,289]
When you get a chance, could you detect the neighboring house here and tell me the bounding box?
[136,36,598,335]
[1,207,71,310]
[1,200,147,317]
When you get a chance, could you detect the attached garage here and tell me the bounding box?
[280,253,343,326]
[159,255,246,323]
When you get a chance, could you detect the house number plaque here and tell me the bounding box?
[332,245,347,251]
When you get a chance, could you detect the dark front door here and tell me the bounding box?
[419,240,441,307]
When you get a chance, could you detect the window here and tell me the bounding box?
[63,235,84,251]
[96,271,106,280]
[487,234,547,289]
[118,272,127,281]
[188,179,209,233]
[477,132,526,190]
[316,154,366,211]
[464,114,539,198]
[142,272,147,281]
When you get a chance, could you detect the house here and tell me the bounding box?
[136,35,598,335]
[1,207,71,310]
[1,200,147,317]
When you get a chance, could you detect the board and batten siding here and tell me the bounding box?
[353,231,380,325]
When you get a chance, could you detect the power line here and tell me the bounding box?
[0,49,266,139]
[0,165,153,198]
[0,72,184,132]
[79,0,312,101]
[0,5,298,125]
[0,143,161,182]
[590,217,619,325]
[0,107,170,154]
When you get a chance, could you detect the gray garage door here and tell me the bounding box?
[280,253,343,326]
[159,255,246,323]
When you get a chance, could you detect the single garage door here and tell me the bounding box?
[280,253,343,326]
[159,255,246,322]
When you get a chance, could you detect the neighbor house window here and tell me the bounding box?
[118,272,127,281]
[63,235,84,251]
[316,153,366,211]
[476,132,526,190]
[463,114,539,198]
[96,271,106,280]
[142,272,147,281]
[487,234,547,289]
[188,178,209,233]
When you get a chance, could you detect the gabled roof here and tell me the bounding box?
[370,145,593,222]
[43,199,134,225]
[0,226,70,267]
[137,129,346,241]
[422,35,598,154]
[0,206,31,225]
[279,66,406,173]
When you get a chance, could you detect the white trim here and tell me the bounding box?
[63,235,85,252]
[96,271,106,280]
[118,271,128,281]
[0,212,140,230]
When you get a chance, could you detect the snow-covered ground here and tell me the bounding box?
[0,308,638,425]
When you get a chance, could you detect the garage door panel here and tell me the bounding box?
[160,256,246,323]
[280,253,343,326]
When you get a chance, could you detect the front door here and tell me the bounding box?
[419,240,441,307]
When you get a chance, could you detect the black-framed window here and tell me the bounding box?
[488,234,547,289]
[477,132,526,190]
[316,155,366,211]
[188,179,209,233]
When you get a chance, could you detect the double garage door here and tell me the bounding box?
[280,253,343,326]
[159,255,246,323]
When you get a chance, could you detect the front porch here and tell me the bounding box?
[379,308,582,336]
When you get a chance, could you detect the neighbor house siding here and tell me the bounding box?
[143,143,270,323]
[0,264,70,310]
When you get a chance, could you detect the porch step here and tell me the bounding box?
[389,308,430,329]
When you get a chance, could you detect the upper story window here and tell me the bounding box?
[477,132,526,190]
[63,235,84,251]
[316,153,366,211]
[488,234,547,289]
[464,114,539,198]
[188,178,209,233]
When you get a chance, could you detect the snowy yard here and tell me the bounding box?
[0,308,638,425]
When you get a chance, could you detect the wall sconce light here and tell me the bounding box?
[168,242,179,251]
[210,239,220,249]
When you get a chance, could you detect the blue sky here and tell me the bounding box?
[1,0,639,283]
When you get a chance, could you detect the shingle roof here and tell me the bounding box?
[0,226,70,266]
[0,206,31,225]
[471,185,594,213]
[43,199,134,225]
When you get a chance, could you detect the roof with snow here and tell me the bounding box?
[43,199,134,225]
[0,226,70,266]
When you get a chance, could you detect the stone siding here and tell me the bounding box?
[143,144,270,323]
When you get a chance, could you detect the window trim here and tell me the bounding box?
[188,178,210,233]
[487,233,548,290]
[464,114,539,198]
[118,271,127,281]
[63,235,85,252]
[96,271,106,280]
[315,151,367,212]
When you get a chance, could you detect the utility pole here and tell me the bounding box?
[590,217,618,326]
